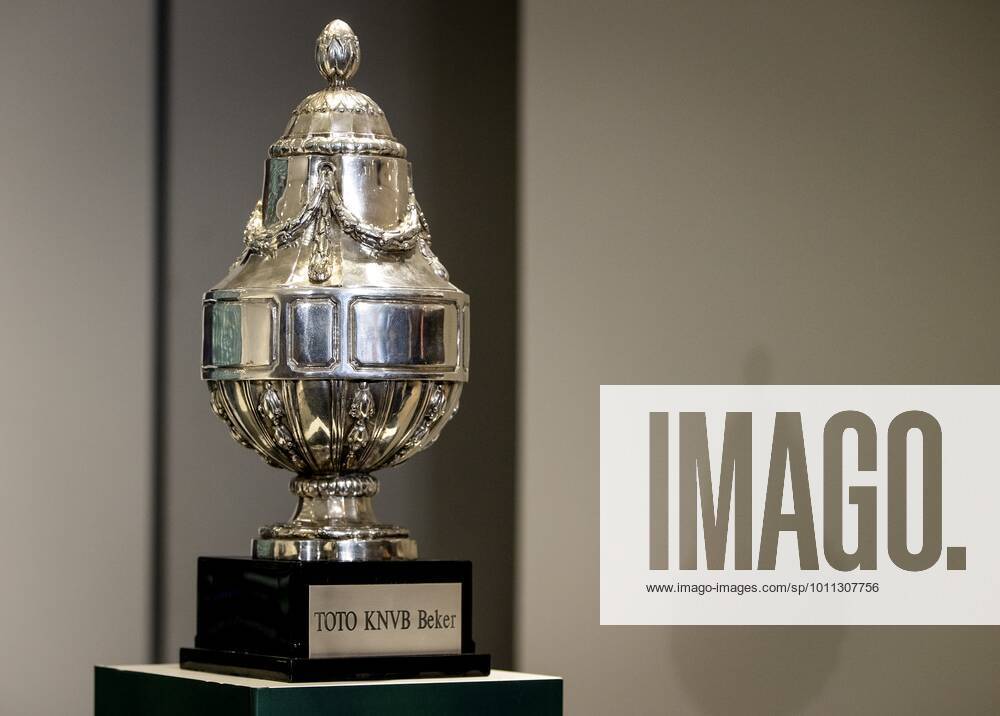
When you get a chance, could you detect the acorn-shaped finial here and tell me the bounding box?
[315,19,360,87]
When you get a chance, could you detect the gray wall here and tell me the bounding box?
[163,1,517,666]
[0,1,153,714]
[518,1,1000,714]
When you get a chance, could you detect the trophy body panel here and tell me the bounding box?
[213,154,456,294]
[202,286,470,384]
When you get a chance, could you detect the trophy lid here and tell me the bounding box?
[269,20,407,159]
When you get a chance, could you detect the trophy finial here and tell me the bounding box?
[315,19,360,87]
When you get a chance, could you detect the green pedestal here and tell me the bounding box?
[95,664,562,715]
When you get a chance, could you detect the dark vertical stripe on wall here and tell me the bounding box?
[424,1,518,667]
[151,0,171,662]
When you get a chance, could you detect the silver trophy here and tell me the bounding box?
[202,19,468,562]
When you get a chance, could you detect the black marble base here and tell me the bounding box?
[181,557,489,682]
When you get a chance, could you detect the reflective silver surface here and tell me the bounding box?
[308,582,461,656]
[202,287,468,381]
[201,19,469,561]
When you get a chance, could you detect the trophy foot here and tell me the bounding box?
[252,536,418,561]
[252,474,418,561]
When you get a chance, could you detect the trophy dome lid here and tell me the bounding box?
[269,19,407,159]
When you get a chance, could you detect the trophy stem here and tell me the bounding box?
[252,474,417,561]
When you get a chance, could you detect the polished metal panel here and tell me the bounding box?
[308,583,462,657]
[203,299,277,369]
[351,300,456,368]
[201,19,470,561]
[289,298,338,369]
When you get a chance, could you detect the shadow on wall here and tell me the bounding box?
[671,626,846,715]
[669,348,844,715]
[742,345,773,385]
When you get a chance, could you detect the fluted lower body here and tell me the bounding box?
[208,379,461,560]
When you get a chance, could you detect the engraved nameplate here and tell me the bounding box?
[308,582,462,658]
